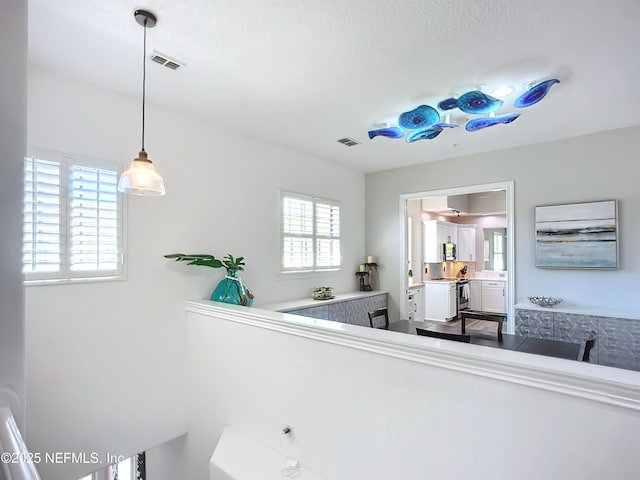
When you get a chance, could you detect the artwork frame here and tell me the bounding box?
[535,200,618,269]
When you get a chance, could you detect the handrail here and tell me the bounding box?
[0,406,41,480]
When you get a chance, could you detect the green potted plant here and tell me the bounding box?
[164,253,254,306]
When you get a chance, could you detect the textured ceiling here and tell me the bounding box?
[28,0,640,173]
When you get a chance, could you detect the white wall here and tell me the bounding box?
[25,66,365,479]
[185,306,640,480]
[0,0,26,427]
[366,127,640,321]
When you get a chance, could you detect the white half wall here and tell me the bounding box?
[25,66,364,480]
[0,0,27,428]
[365,127,640,321]
[184,302,640,480]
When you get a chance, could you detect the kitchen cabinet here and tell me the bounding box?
[469,279,506,313]
[469,280,482,311]
[424,281,457,321]
[457,226,476,262]
[423,220,459,263]
[481,280,507,313]
[407,286,424,321]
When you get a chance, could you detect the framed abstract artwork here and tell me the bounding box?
[535,200,618,269]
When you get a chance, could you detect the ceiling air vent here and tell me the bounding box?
[337,137,361,147]
[150,50,185,70]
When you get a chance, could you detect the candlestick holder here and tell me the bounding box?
[364,262,377,291]
[355,271,369,291]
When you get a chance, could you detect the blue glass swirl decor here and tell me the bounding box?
[465,113,520,132]
[369,78,559,143]
[367,126,405,140]
[456,91,503,114]
[398,105,440,130]
[437,98,458,111]
[437,92,503,113]
[406,127,444,142]
[515,79,560,108]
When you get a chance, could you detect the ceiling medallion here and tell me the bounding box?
[368,79,559,143]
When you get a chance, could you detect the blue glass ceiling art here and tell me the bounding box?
[406,127,444,142]
[367,78,559,144]
[439,91,503,114]
[367,127,405,140]
[398,105,440,130]
[465,113,521,132]
[514,79,560,108]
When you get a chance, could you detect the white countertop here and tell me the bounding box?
[260,290,388,313]
[515,302,640,321]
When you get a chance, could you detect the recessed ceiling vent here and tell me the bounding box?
[337,137,361,147]
[150,50,185,70]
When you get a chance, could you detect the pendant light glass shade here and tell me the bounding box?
[118,9,166,196]
[118,150,166,196]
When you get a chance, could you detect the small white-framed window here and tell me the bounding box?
[280,190,341,272]
[23,150,125,284]
[77,452,144,480]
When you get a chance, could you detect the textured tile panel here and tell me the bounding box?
[553,313,599,363]
[288,305,329,320]
[515,309,553,339]
[330,294,388,327]
[598,317,640,372]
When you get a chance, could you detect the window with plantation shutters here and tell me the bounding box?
[23,152,125,283]
[281,191,341,271]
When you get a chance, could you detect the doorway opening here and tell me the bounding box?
[399,181,515,333]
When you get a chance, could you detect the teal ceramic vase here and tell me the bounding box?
[210,269,254,306]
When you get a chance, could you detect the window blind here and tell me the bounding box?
[281,192,341,271]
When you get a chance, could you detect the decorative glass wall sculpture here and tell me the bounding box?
[515,79,560,108]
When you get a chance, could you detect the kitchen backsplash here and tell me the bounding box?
[423,261,476,280]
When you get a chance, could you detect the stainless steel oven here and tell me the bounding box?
[456,279,469,316]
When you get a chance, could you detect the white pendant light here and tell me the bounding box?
[118,9,166,196]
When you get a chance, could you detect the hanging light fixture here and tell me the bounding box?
[118,9,166,196]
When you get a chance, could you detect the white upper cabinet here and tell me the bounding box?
[423,220,459,263]
[424,220,476,263]
[457,226,476,262]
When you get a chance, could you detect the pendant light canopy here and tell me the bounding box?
[118,9,166,196]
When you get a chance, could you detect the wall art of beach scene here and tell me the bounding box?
[535,200,617,268]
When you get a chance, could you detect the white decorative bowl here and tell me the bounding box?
[528,296,563,307]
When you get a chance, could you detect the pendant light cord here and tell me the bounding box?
[141,18,147,151]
